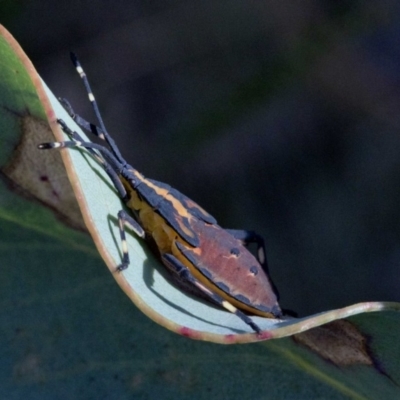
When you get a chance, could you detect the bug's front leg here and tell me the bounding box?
[116,210,145,271]
[161,253,262,334]
[39,120,145,272]
[39,120,128,201]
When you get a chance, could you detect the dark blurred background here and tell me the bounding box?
[2,1,400,316]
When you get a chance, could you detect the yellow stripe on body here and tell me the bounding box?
[121,171,195,246]
[144,180,190,219]
[120,172,191,254]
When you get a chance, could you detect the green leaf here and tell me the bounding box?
[1,25,400,398]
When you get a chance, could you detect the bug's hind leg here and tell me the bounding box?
[227,229,279,300]
[226,230,268,271]
[161,253,262,334]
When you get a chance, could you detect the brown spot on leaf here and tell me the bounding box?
[1,115,86,231]
[293,319,373,366]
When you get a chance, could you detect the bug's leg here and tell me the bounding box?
[39,120,145,271]
[227,229,280,300]
[58,119,128,198]
[40,137,127,199]
[162,253,262,334]
[226,229,268,271]
[38,137,121,171]
[59,97,104,140]
[116,210,145,271]
[69,53,125,164]
[39,120,129,200]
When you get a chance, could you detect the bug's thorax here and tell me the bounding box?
[119,171,194,255]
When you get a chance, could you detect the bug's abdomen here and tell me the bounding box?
[172,218,282,318]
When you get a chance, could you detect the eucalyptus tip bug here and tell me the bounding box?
[38,53,283,334]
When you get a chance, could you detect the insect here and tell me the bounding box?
[39,53,282,333]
